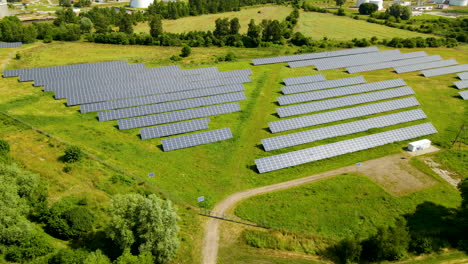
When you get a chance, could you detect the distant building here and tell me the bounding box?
[437,3,450,8]
[394,0,412,5]
[357,0,384,10]
[411,10,423,15]
[448,0,467,6]
[412,5,433,10]
[0,0,9,18]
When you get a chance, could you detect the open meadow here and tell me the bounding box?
[0,41,467,263]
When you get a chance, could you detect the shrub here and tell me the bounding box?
[170,55,182,61]
[0,139,10,153]
[49,249,89,264]
[359,3,378,15]
[63,145,83,163]
[336,8,345,16]
[180,45,191,57]
[45,201,95,239]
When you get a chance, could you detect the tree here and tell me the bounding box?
[107,194,179,264]
[149,15,163,38]
[79,17,93,33]
[0,139,10,153]
[180,45,191,57]
[229,17,240,35]
[333,237,362,264]
[84,250,111,264]
[359,3,378,15]
[245,19,261,47]
[263,20,283,43]
[44,200,95,239]
[336,8,346,16]
[336,0,346,7]
[63,145,83,163]
[59,0,71,7]
[49,249,89,264]
[118,13,133,34]
[114,249,154,264]
[386,4,411,20]
[214,18,229,38]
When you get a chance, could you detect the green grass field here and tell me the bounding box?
[235,173,461,240]
[134,5,293,34]
[296,11,433,40]
[2,43,467,208]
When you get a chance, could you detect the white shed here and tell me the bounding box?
[408,139,431,152]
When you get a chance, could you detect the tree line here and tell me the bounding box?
[0,140,180,263]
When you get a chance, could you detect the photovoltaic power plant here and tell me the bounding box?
[251,46,379,65]
[80,84,245,113]
[422,64,468,77]
[346,55,442,73]
[283,74,326,86]
[255,123,437,173]
[394,59,459,74]
[460,90,468,100]
[288,50,402,68]
[455,80,468,89]
[315,51,428,71]
[162,128,233,151]
[458,72,468,80]
[262,109,427,151]
[278,78,406,105]
[118,103,241,130]
[0,42,22,48]
[140,119,210,140]
[98,92,246,121]
[269,97,420,133]
[276,87,415,117]
[281,76,367,95]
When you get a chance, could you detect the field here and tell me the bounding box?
[134,6,293,34]
[235,173,461,239]
[295,11,432,40]
[1,40,467,263]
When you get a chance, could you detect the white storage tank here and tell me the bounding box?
[449,0,467,6]
[130,0,154,8]
[407,139,432,152]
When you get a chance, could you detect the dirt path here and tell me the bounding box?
[202,151,443,264]
[201,165,355,264]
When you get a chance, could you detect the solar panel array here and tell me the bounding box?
[269,97,420,133]
[347,55,442,73]
[262,109,427,151]
[316,51,428,71]
[455,80,468,90]
[283,74,326,86]
[140,119,210,140]
[394,59,459,74]
[162,128,233,151]
[255,123,437,173]
[289,50,403,68]
[118,102,241,130]
[460,90,468,100]
[251,46,379,65]
[0,42,22,48]
[99,92,246,121]
[458,72,468,80]
[422,64,468,77]
[277,87,415,117]
[3,61,250,149]
[281,76,367,95]
[279,78,406,105]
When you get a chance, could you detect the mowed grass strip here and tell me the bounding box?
[296,11,433,40]
[235,173,461,240]
[134,5,293,34]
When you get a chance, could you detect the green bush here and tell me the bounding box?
[49,249,89,264]
[45,201,95,239]
[180,45,191,57]
[4,232,54,262]
[63,145,83,163]
[0,139,10,153]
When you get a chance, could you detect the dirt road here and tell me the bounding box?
[201,165,355,264]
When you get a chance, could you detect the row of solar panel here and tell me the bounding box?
[279,78,405,105]
[395,59,458,73]
[460,90,468,100]
[53,69,252,99]
[288,50,402,68]
[162,128,233,151]
[269,97,420,133]
[277,87,414,118]
[251,46,379,65]
[99,92,246,121]
[81,84,245,113]
[455,80,468,89]
[255,123,437,173]
[458,72,468,80]
[316,51,428,71]
[262,109,427,151]
[140,118,210,139]
[422,64,468,77]
[346,55,442,73]
[281,76,367,95]
[0,42,22,48]
[283,74,326,86]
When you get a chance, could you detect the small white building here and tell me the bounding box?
[412,5,433,10]
[394,0,412,5]
[408,139,432,152]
